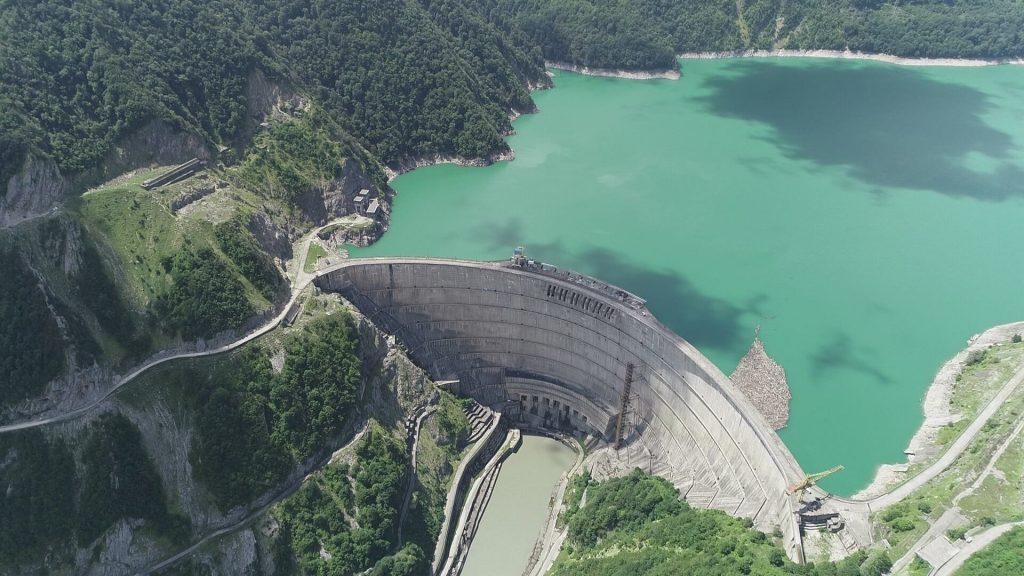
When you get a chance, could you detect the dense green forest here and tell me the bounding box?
[954,526,1024,576]
[187,314,362,510]
[0,0,546,198]
[77,414,190,546]
[214,217,283,301]
[274,423,426,575]
[154,248,254,340]
[0,415,184,568]
[488,0,1024,70]
[0,430,75,566]
[0,242,66,406]
[4,0,1024,201]
[553,469,892,576]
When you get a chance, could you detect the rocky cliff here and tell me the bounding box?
[1,155,66,228]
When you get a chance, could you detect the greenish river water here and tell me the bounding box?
[461,435,576,576]
[354,59,1024,495]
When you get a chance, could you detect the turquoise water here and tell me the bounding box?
[461,435,576,576]
[354,59,1024,495]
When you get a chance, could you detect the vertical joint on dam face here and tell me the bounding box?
[314,258,809,561]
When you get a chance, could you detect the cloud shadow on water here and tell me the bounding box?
[811,333,891,386]
[698,61,1024,200]
[476,221,754,353]
[576,246,752,352]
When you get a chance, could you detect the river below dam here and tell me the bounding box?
[352,58,1024,495]
[460,435,576,576]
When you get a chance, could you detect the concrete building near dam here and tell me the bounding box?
[315,255,811,561]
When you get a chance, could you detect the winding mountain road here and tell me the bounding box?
[5,244,1024,574]
[0,217,344,435]
[0,279,313,434]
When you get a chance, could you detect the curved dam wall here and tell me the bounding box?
[315,258,808,560]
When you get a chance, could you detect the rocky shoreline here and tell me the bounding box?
[383,150,515,182]
[854,320,1024,499]
[678,49,1024,67]
[545,60,680,80]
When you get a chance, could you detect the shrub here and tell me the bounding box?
[882,504,907,522]
[189,314,361,509]
[860,551,893,576]
[891,517,916,532]
[965,349,987,366]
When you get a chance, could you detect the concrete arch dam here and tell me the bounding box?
[315,257,808,559]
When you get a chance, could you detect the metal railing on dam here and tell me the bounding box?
[314,257,809,561]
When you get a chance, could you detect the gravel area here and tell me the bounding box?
[730,338,791,430]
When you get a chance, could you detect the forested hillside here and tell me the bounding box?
[4,0,1024,201]
[0,0,547,198]
[552,469,893,576]
[487,0,1024,70]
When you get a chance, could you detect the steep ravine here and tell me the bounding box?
[0,293,462,575]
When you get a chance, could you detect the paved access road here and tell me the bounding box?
[933,522,1024,576]
[0,219,346,435]
[830,360,1024,513]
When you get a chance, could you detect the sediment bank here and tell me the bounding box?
[545,61,680,80]
[678,49,1024,67]
[384,151,515,183]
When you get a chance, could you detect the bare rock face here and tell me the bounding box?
[2,119,211,231]
[730,338,791,430]
[74,517,162,576]
[297,158,381,225]
[248,211,294,260]
[1,154,66,227]
[353,306,433,423]
[100,120,210,181]
[62,218,84,277]
[247,68,307,124]
[319,217,386,249]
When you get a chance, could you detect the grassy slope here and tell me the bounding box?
[871,342,1024,560]
[75,168,272,312]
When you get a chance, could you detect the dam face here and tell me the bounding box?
[315,258,807,559]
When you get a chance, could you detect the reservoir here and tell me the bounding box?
[461,435,576,576]
[352,58,1024,494]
